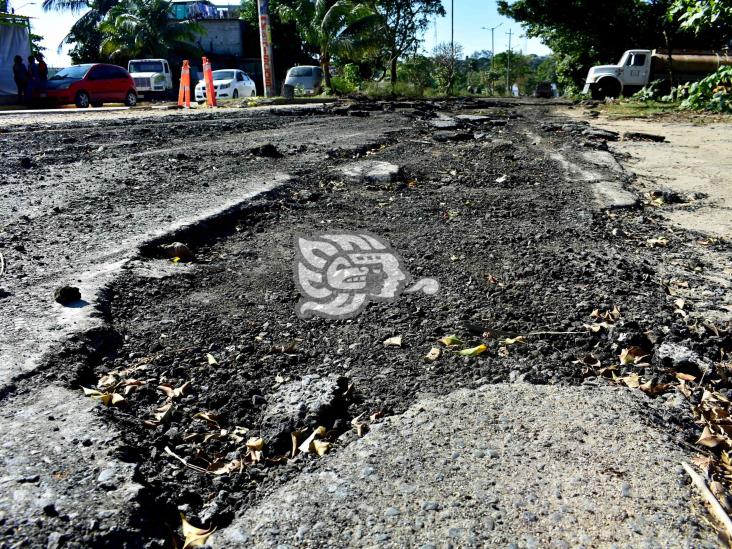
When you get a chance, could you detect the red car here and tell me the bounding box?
[40,63,138,108]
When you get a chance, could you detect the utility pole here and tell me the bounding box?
[256,0,276,97]
[450,0,454,57]
[506,28,512,94]
[481,23,503,95]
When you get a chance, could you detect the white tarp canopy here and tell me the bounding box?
[0,18,31,96]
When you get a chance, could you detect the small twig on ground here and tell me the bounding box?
[164,446,208,475]
[682,461,732,539]
[526,330,588,336]
[0,252,4,277]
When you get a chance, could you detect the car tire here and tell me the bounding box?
[124,90,137,107]
[75,91,90,108]
[250,90,255,97]
[232,89,239,99]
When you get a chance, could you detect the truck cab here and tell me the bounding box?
[583,49,652,99]
[127,59,173,98]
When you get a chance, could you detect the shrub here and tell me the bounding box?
[680,67,732,113]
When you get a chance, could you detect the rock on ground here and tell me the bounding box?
[216,384,717,548]
[337,160,401,184]
[261,374,349,448]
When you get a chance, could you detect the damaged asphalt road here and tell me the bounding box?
[0,99,730,547]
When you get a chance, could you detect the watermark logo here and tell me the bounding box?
[294,232,439,319]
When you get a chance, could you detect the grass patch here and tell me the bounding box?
[599,100,681,119]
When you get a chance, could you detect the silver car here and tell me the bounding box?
[284,65,324,95]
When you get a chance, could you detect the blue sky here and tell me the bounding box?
[13,0,551,67]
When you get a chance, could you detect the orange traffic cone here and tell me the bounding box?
[178,60,191,108]
[202,56,217,107]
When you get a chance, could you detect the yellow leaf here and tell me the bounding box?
[180,514,215,549]
[457,344,487,357]
[246,437,264,451]
[206,353,218,366]
[438,334,463,347]
[503,336,526,345]
[312,439,331,456]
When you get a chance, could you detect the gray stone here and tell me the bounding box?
[432,131,473,143]
[655,342,704,369]
[261,374,348,447]
[214,384,716,548]
[429,114,459,130]
[590,181,639,210]
[338,161,401,185]
[582,128,620,141]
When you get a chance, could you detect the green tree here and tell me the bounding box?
[497,0,679,89]
[670,0,732,38]
[397,53,435,90]
[99,0,200,60]
[369,0,445,83]
[278,0,382,89]
[42,0,119,63]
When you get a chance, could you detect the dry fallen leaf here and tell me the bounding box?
[424,347,441,362]
[180,513,215,549]
[497,346,509,358]
[245,437,265,452]
[158,381,191,399]
[697,426,727,449]
[298,426,326,454]
[207,459,242,476]
[503,336,526,346]
[646,237,668,248]
[383,335,403,347]
[206,353,218,366]
[193,411,220,428]
[619,346,649,366]
[457,344,487,357]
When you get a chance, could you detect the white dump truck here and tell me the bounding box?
[127,59,173,98]
[583,49,732,99]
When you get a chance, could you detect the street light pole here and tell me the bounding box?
[481,23,502,95]
[506,28,512,93]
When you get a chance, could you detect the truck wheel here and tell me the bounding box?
[233,89,239,99]
[124,90,138,107]
[75,91,90,108]
[593,78,621,100]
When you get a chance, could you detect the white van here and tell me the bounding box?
[284,65,324,95]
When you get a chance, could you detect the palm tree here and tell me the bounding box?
[42,0,119,61]
[99,0,201,59]
[278,0,383,89]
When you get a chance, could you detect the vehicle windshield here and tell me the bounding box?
[212,70,236,80]
[49,65,91,81]
[129,61,164,73]
[288,67,313,77]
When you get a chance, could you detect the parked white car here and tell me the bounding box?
[195,69,256,102]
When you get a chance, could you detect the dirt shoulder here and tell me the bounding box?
[560,106,732,239]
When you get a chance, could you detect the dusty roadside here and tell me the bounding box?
[561,106,732,239]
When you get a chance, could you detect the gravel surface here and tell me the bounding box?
[0,98,729,547]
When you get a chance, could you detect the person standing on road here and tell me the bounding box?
[26,55,40,104]
[36,53,48,83]
[13,56,28,104]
